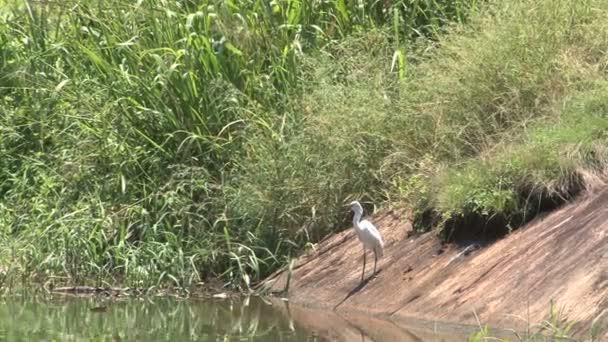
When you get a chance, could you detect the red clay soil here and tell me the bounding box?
[264,188,608,337]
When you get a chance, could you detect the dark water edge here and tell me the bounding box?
[0,293,516,341]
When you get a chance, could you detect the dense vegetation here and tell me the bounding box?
[1,0,608,290]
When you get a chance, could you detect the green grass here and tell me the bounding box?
[468,302,607,341]
[386,0,608,236]
[0,0,479,289]
[431,87,608,225]
[2,0,608,292]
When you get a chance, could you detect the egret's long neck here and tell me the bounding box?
[352,210,362,228]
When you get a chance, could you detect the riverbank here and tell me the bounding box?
[3,0,608,301]
[263,188,608,339]
[0,277,239,300]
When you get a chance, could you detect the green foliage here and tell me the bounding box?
[388,0,608,235]
[0,0,479,288]
[3,0,608,290]
[434,90,608,219]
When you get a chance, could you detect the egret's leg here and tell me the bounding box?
[373,249,377,274]
[361,248,366,282]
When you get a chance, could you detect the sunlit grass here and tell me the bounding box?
[385,0,608,236]
[2,0,608,291]
[0,0,480,288]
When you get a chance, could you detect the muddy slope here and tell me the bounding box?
[265,189,608,335]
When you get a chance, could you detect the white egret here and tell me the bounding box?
[349,201,384,282]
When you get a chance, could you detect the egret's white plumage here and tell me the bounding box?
[349,201,384,282]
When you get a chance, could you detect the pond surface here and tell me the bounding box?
[0,294,484,341]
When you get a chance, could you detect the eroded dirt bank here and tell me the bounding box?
[264,188,608,337]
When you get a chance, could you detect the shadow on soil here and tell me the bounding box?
[334,269,383,310]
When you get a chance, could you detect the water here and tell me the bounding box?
[0,294,481,341]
